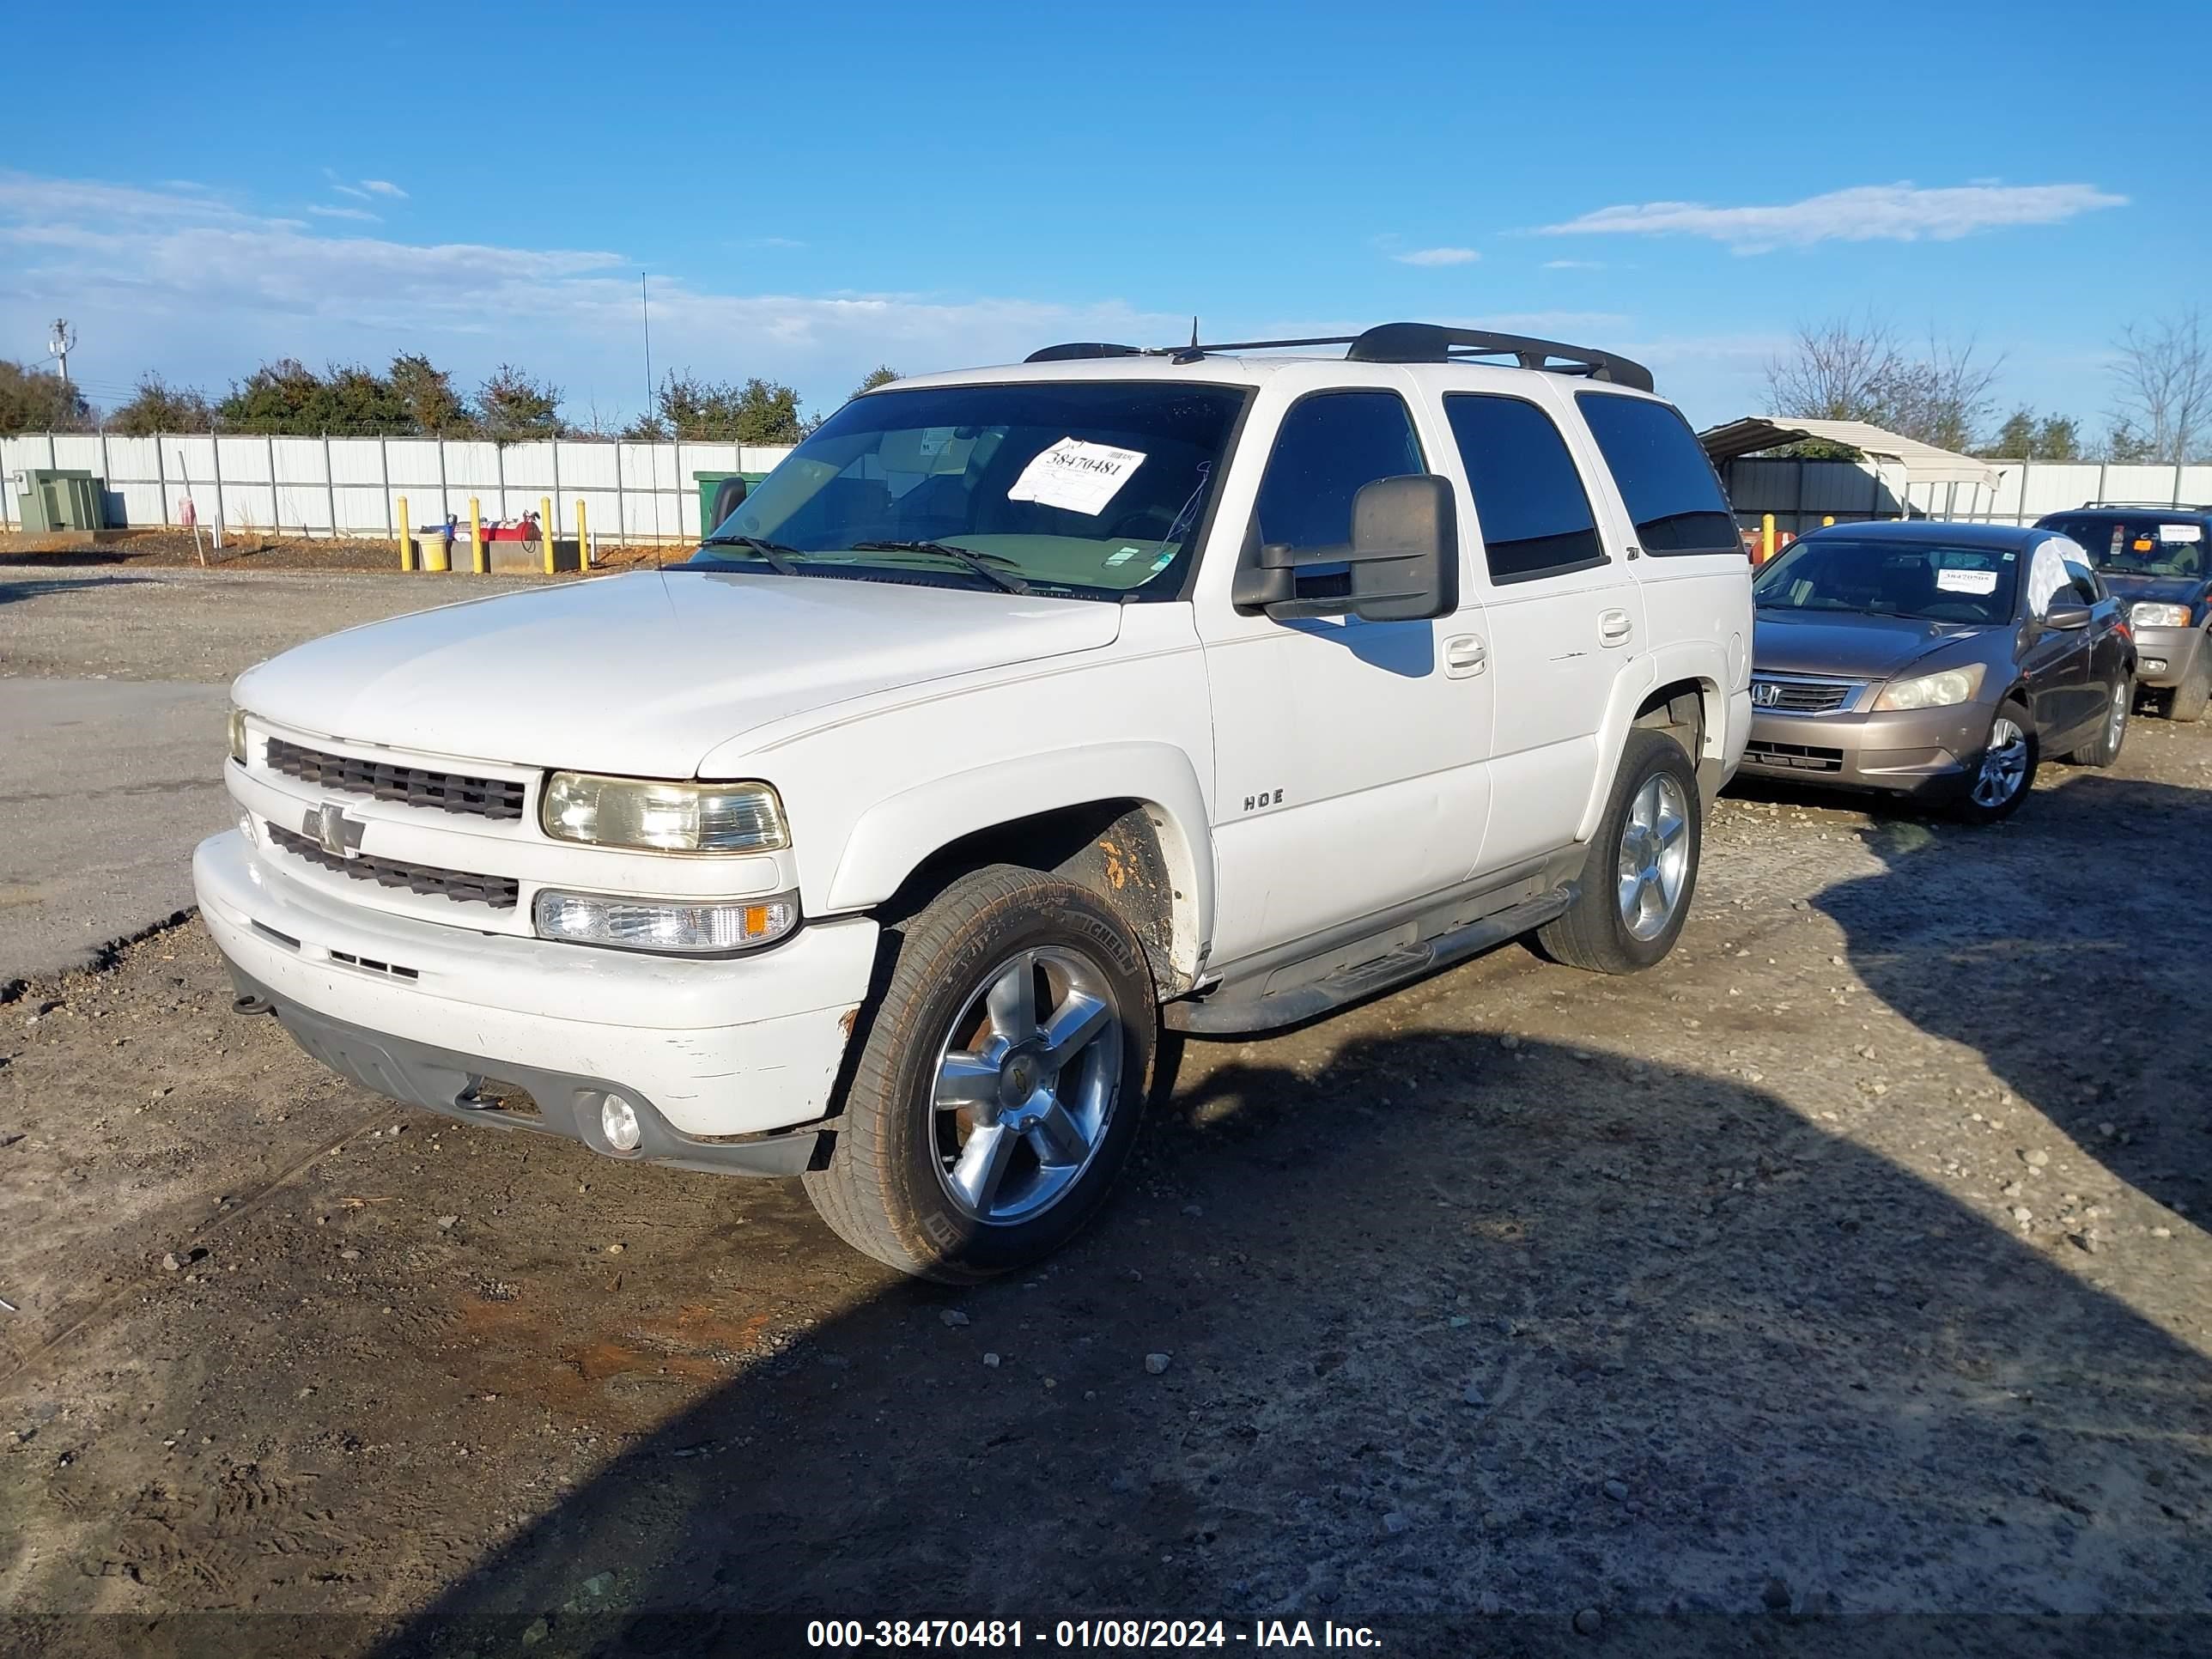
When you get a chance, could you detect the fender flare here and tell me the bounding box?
[1573,645,1729,842]
[823,742,1216,982]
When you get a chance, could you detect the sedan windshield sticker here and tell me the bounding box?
[2159,524,2203,542]
[1936,568,1999,595]
[1008,437,1147,516]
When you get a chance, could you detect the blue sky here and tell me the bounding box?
[4,0,2205,433]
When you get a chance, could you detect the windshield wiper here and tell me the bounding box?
[850,539,1030,596]
[698,533,806,576]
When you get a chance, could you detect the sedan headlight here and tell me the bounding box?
[2130,601,2194,629]
[533,889,799,954]
[541,773,787,853]
[228,706,249,764]
[1873,663,1986,712]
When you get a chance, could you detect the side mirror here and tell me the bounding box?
[1231,474,1459,623]
[2043,601,2092,631]
[708,476,750,532]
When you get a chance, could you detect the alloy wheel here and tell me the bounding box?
[1972,715,2029,807]
[930,946,1124,1224]
[1615,773,1691,942]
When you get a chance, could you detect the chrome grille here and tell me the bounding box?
[264,738,526,821]
[1749,675,1860,714]
[264,823,520,910]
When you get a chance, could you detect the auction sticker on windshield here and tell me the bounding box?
[1936,568,1999,594]
[1008,437,1147,516]
[2160,524,2203,541]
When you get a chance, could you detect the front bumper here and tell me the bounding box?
[1741,700,1992,797]
[2129,623,2205,689]
[194,830,878,1165]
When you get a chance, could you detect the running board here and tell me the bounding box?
[1166,884,1577,1036]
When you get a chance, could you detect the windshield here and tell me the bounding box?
[1752,537,2021,625]
[2039,515,2207,580]
[688,381,1248,599]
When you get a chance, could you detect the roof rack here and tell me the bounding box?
[1023,322,1655,392]
[2075,500,2212,512]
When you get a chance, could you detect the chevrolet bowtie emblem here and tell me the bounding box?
[307,803,365,859]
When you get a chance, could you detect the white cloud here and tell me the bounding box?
[0,170,1187,420]
[1542,258,1605,270]
[1539,181,2126,253]
[1393,246,1479,267]
[361,179,407,198]
[332,183,370,200]
[306,204,380,222]
[746,235,806,250]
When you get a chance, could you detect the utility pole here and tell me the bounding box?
[48,319,76,385]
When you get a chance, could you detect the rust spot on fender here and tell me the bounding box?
[837,1005,860,1037]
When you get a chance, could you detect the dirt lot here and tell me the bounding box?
[3,620,2211,1654]
[1,529,679,575]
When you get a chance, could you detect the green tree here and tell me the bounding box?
[477,364,564,441]
[647,371,811,442]
[1990,408,2037,459]
[2103,419,2157,463]
[2033,415,2081,462]
[386,353,473,434]
[851,365,900,399]
[108,374,215,435]
[0,360,94,433]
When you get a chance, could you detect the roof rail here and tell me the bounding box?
[2075,499,2212,511]
[1023,322,1655,390]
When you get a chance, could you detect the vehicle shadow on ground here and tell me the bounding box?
[366,1014,2212,1656]
[1818,770,2212,1225]
[0,574,153,605]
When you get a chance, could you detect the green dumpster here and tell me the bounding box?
[695,471,769,538]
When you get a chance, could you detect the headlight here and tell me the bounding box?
[1873,663,1986,712]
[2130,601,2193,629]
[228,707,249,763]
[532,889,799,954]
[541,773,787,853]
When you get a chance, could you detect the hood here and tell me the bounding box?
[235,569,1125,776]
[2095,571,2204,607]
[1753,610,1996,681]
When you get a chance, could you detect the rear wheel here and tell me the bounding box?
[2170,647,2210,723]
[2066,674,2132,767]
[804,866,1155,1282]
[1536,729,1700,975]
[1951,703,2035,823]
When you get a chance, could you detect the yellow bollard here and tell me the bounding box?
[540,495,556,575]
[1822,515,1835,527]
[397,495,413,571]
[470,497,486,574]
[576,498,590,570]
[1760,513,1776,564]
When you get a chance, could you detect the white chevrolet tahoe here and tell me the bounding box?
[195,324,1753,1280]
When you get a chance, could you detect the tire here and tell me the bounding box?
[803,865,1156,1282]
[2067,675,2132,767]
[2170,646,2210,723]
[1535,728,1701,975]
[1950,702,2036,824]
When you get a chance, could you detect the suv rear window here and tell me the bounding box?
[1442,393,1606,584]
[1576,392,1740,557]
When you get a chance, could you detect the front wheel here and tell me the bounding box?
[803,865,1155,1281]
[1536,728,1701,975]
[1951,703,2036,823]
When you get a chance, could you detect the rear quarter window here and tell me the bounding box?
[1575,392,1741,557]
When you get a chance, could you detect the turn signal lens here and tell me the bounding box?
[532,888,799,954]
[1873,663,1986,712]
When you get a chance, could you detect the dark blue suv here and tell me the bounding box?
[2036,504,2212,720]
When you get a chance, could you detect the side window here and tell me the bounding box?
[1443,393,1606,585]
[1253,391,1425,553]
[2063,559,2101,605]
[1575,392,1741,556]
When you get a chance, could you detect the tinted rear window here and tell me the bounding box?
[1443,393,1606,584]
[1576,392,1740,556]
[2039,515,2208,579]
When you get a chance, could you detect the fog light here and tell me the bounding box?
[599,1092,643,1152]
[2142,658,2166,673]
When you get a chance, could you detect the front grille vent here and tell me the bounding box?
[1745,740,1845,773]
[264,738,526,821]
[265,823,520,910]
[1750,677,1859,714]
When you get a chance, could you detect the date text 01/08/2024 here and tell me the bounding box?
[805,1619,1384,1650]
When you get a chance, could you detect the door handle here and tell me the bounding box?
[1599,609,1634,647]
[1444,635,1488,678]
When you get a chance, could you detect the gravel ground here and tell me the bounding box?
[2,708,2209,1656]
